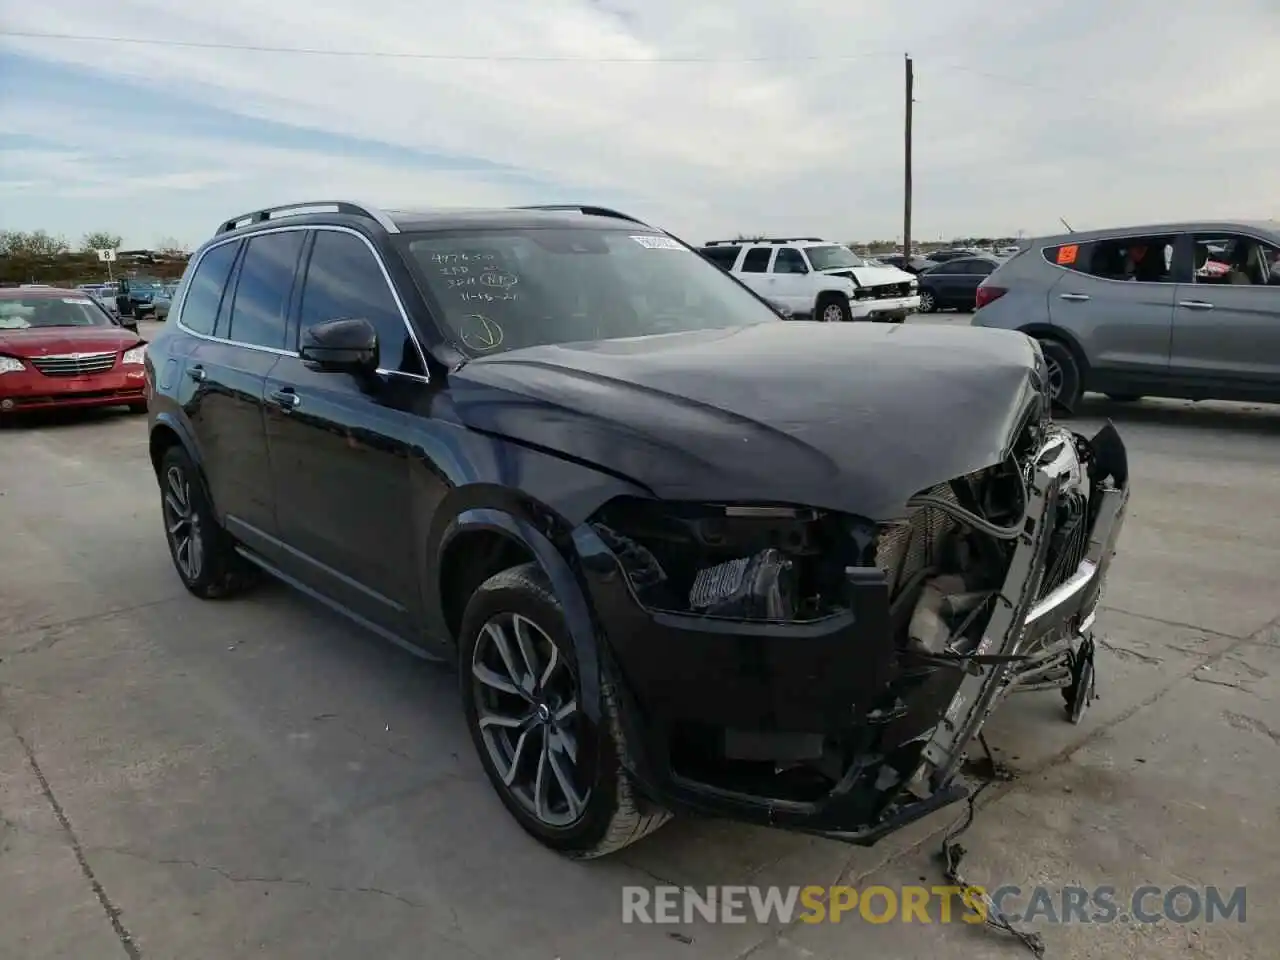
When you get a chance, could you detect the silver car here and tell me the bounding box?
[971,220,1280,410]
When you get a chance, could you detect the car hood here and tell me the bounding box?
[822,265,916,286]
[447,323,1046,520]
[0,326,140,358]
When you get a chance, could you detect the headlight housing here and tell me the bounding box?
[0,355,25,375]
[122,345,147,365]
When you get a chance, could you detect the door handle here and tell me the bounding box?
[1059,293,1090,302]
[1178,300,1214,310]
[269,388,301,412]
[186,365,207,382]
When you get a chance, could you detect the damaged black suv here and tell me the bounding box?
[145,201,1130,858]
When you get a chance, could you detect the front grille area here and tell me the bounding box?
[854,282,914,301]
[1038,490,1089,599]
[875,482,960,598]
[30,352,117,377]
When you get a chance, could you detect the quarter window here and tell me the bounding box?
[740,247,772,273]
[700,246,741,270]
[179,241,240,336]
[226,232,306,349]
[299,231,420,374]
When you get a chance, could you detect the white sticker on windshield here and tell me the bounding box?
[631,235,684,251]
[62,298,93,305]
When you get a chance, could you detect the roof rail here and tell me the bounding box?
[709,236,826,245]
[215,201,399,236]
[512,204,650,226]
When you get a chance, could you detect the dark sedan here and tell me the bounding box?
[917,255,1002,312]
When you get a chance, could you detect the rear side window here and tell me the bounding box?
[1045,236,1176,283]
[227,232,306,349]
[740,247,772,273]
[179,241,240,335]
[700,246,740,269]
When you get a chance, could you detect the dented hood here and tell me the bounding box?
[447,322,1046,520]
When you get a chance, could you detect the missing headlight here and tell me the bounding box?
[590,497,873,622]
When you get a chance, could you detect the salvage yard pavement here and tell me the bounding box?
[2,322,1278,959]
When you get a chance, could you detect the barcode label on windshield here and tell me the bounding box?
[631,235,684,251]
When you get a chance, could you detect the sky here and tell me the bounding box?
[1,0,1277,250]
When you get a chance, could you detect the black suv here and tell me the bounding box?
[145,201,1130,859]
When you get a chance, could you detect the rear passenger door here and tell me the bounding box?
[1045,234,1177,377]
[263,227,433,639]
[180,230,305,546]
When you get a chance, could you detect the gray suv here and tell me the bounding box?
[971,220,1280,410]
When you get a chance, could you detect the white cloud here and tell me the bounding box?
[1,0,1279,244]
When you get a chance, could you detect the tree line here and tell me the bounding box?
[0,230,191,286]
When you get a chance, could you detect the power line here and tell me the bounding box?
[0,29,901,63]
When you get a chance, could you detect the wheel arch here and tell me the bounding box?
[1017,322,1091,376]
[149,414,203,479]
[429,504,605,724]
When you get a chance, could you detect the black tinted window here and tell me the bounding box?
[741,248,772,273]
[1085,235,1175,283]
[960,259,994,275]
[227,232,305,349]
[700,246,740,269]
[773,248,808,274]
[300,231,418,374]
[180,241,239,335]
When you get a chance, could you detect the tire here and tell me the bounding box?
[157,445,259,599]
[918,289,937,313]
[815,293,852,323]
[1038,338,1083,413]
[459,562,671,859]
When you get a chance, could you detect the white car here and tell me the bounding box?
[699,238,919,322]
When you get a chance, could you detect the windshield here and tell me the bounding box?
[401,227,781,356]
[0,296,113,330]
[804,245,866,270]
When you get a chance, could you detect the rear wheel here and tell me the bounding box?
[460,562,670,858]
[1039,338,1083,413]
[158,445,259,599]
[815,293,852,323]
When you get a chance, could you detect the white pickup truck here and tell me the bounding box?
[699,238,920,322]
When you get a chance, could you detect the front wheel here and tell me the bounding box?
[460,563,670,858]
[918,289,937,313]
[815,293,852,323]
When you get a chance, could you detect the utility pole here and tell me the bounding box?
[903,54,914,257]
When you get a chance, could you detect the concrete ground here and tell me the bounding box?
[2,318,1277,959]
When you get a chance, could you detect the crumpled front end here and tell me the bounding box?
[572,413,1129,844]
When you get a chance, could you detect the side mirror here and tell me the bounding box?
[299,317,379,374]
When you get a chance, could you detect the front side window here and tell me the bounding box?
[227,232,306,349]
[299,231,420,373]
[179,241,240,335]
[400,227,781,357]
[804,245,865,271]
[1192,233,1280,286]
[0,295,114,330]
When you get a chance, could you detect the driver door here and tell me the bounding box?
[262,227,437,640]
[768,247,812,313]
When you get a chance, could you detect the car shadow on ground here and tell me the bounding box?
[0,406,143,430]
[1074,394,1280,436]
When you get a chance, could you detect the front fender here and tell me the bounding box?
[432,508,605,724]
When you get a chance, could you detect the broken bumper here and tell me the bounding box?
[575,421,1129,844]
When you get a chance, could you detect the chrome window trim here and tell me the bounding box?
[173,223,430,381]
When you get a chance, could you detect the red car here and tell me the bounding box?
[0,288,149,415]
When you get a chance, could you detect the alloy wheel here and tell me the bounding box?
[919,291,935,312]
[1044,354,1064,400]
[470,612,589,828]
[822,302,844,323]
[162,465,203,581]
